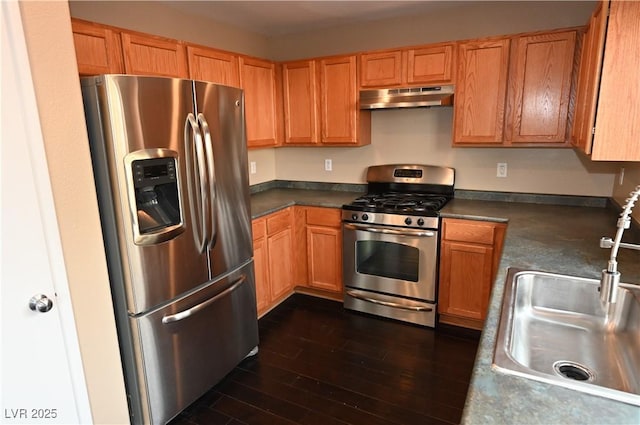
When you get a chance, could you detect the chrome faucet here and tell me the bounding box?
[600,185,640,305]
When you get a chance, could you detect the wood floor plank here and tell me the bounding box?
[169,295,479,425]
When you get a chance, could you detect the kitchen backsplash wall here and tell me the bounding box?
[272,108,618,197]
[612,163,640,224]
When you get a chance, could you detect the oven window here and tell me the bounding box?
[356,241,419,282]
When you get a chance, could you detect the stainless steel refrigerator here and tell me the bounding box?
[81,75,259,425]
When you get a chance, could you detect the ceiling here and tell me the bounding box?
[163,1,466,36]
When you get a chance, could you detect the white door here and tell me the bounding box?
[0,2,92,424]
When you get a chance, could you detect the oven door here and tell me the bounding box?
[342,222,438,302]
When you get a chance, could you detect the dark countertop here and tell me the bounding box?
[250,188,640,423]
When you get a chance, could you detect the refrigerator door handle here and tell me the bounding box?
[161,274,247,324]
[197,113,217,250]
[184,113,209,252]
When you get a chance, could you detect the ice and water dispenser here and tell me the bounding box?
[131,156,182,241]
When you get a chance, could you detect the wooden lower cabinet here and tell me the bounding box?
[305,207,343,293]
[252,206,343,316]
[251,208,294,316]
[438,218,507,330]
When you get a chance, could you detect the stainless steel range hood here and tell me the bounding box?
[359,85,454,110]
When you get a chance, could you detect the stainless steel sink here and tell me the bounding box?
[493,268,640,406]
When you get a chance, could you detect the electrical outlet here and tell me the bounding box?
[497,163,508,178]
[250,161,257,174]
[324,159,332,171]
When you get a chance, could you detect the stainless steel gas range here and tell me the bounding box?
[342,164,455,327]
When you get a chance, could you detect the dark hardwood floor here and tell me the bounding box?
[169,294,480,425]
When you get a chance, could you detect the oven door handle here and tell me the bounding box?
[344,223,435,237]
[346,290,434,312]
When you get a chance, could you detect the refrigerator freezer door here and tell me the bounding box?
[194,82,253,279]
[128,261,259,425]
[83,75,210,314]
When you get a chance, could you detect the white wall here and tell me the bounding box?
[19,2,129,423]
[612,163,640,223]
[68,0,271,58]
[268,1,597,61]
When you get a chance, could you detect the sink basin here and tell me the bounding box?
[493,268,640,406]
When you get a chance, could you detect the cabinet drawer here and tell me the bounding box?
[443,219,496,245]
[305,207,341,227]
[252,219,266,240]
[266,208,292,235]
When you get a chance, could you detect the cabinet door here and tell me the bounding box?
[439,240,494,321]
[239,57,279,148]
[187,46,239,87]
[407,44,455,85]
[268,228,294,300]
[305,207,343,293]
[121,32,188,78]
[320,55,362,145]
[360,50,403,87]
[506,31,576,144]
[282,60,319,145]
[453,39,510,145]
[571,1,608,154]
[252,235,271,316]
[71,19,124,76]
[307,226,342,293]
[591,0,640,161]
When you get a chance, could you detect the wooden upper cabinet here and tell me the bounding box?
[320,55,371,146]
[121,32,188,78]
[586,0,640,161]
[71,19,124,76]
[505,31,576,145]
[186,46,239,87]
[239,57,280,148]
[282,60,319,145]
[571,1,608,154]
[453,38,511,145]
[360,50,403,87]
[407,44,455,85]
[360,43,455,88]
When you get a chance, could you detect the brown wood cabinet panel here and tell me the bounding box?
[71,19,124,76]
[590,0,640,161]
[439,218,506,330]
[306,206,341,227]
[121,32,188,78]
[571,2,608,154]
[506,31,576,144]
[187,46,239,87]
[307,225,342,293]
[282,60,319,145]
[252,234,271,316]
[266,207,292,235]
[360,50,403,87]
[439,240,494,321]
[407,44,455,85]
[268,228,294,300]
[240,57,279,148]
[320,55,371,145]
[442,219,496,245]
[453,38,511,145]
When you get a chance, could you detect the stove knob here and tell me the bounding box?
[362,214,369,221]
[352,214,358,221]
[405,217,412,225]
[417,218,425,226]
